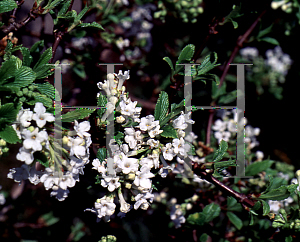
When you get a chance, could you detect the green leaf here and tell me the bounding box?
[163,57,174,71]
[257,24,274,39]
[0,0,18,14]
[245,159,274,176]
[34,82,56,100]
[0,103,20,123]
[227,212,243,230]
[161,124,178,138]
[97,92,107,118]
[97,148,108,162]
[13,66,36,86]
[285,236,293,242]
[186,212,207,226]
[170,99,185,113]
[260,37,280,45]
[20,47,33,67]
[61,108,95,122]
[154,91,169,123]
[197,52,220,76]
[258,184,298,200]
[212,140,228,162]
[218,90,237,104]
[0,58,17,82]
[33,47,53,71]
[114,132,124,145]
[177,44,195,63]
[25,94,51,108]
[260,200,270,216]
[76,22,104,30]
[30,40,45,55]
[231,19,238,29]
[0,125,21,144]
[264,175,287,194]
[212,80,226,99]
[34,151,49,167]
[34,64,54,79]
[57,0,71,17]
[199,233,208,242]
[202,203,221,222]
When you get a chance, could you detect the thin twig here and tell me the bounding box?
[205,9,267,146]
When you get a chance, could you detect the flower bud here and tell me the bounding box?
[28,126,35,132]
[125,182,132,189]
[0,139,6,146]
[116,116,125,123]
[22,88,28,95]
[126,173,136,180]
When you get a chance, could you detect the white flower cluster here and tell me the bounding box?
[87,71,197,222]
[271,0,292,12]
[8,103,91,201]
[212,109,262,155]
[0,185,5,205]
[265,46,292,78]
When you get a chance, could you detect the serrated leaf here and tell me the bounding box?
[97,148,108,162]
[154,91,169,123]
[227,212,243,230]
[258,184,298,200]
[0,103,20,123]
[0,58,17,82]
[260,37,279,45]
[245,159,274,176]
[0,0,18,14]
[161,124,178,138]
[61,109,95,122]
[34,151,49,167]
[177,44,195,63]
[212,140,228,162]
[218,90,238,104]
[97,92,107,118]
[14,66,36,86]
[0,125,21,144]
[26,93,53,108]
[20,47,33,67]
[163,57,174,71]
[34,82,56,100]
[76,22,104,30]
[57,0,71,16]
[33,47,53,71]
[170,99,185,113]
[34,64,54,79]
[197,52,220,76]
[30,40,44,54]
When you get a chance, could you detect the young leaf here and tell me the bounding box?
[33,47,53,71]
[26,93,53,108]
[34,82,56,100]
[227,212,243,230]
[161,124,178,139]
[30,40,45,54]
[0,0,18,14]
[97,148,108,162]
[260,37,279,45]
[154,91,169,123]
[20,47,33,67]
[77,22,104,30]
[259,200,270,216]
[212,140,228,162]
[0,103,20,123]
[34,151,49,167]
[114,132,124,145]
[163,57,174,71]
[177,44,195,63]
[186,212,207,226]
[257,24,274,39]
[61,109,95,122]
[0,58,17,82]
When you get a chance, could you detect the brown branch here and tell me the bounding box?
[193,162,256,209]
[205,9,267,146]
[0,1,41,40]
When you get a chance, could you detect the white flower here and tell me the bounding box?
[92,158,106,174]
[0,186,5,205]
[74,120,91,138]
[162,143,176,161]
[124,128,143,149]
[116,70,130,90]
[212,119,227,132]
[133,166,155,189]
[86,196,116,222]
[58,172,76,190]
[118,189,131,213]
[139,115,159,131]
[16,147,34,165]
[22,128,48,151]
[185,132,198,143]
[32,102,55,128]
[148,125,163,138]
[214,131,231,143]
[256,151,264,161]
[40,168,59,190]
[158,165,173,178]
[172,138,190,157]
[170,204,186,228]
[17,108,33,128]
[7,164,29,183]
[50,186,70,201]
[172,111,194,130]
[101,175,121,192]
[134,190,154,210]
[68,137,86,158]
[117,156,139,174]
[146,139,159,148]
